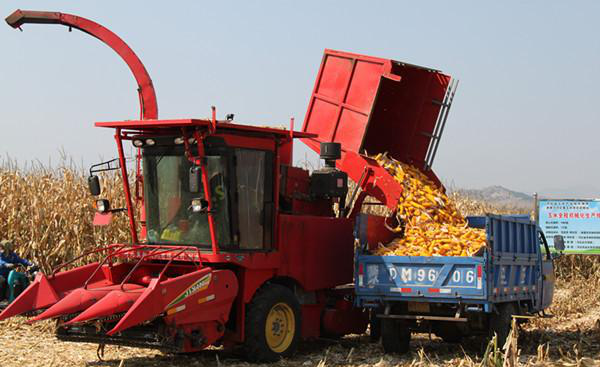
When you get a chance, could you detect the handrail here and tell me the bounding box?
[52,243,204,278]
[83,246,145,289]
[51,243,124,276]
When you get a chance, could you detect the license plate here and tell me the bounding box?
[407,302,430,313]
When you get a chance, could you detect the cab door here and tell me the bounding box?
[233,148,274,250]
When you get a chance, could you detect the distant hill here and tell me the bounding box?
[452,185,534,210]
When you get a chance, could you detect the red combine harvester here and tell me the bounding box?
[1,10,456,361]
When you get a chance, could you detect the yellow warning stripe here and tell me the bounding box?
[198,294,216,305]
[166,304,186,315]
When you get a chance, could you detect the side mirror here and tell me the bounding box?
[94,199,111,213]
[88,175,101,196]
[189,166,202,193]
[553,235,565,252]
[190,198,209,213]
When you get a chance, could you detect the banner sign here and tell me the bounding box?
[538,199,600,254]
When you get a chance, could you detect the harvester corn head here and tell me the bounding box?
[1,244,237,349]
[2,9,455,361]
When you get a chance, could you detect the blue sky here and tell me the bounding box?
[1,1,599,197]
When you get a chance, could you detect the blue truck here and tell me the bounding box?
[354,214,563,353]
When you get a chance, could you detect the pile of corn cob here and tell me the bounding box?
[373,153,486,257]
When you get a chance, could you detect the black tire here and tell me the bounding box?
[489,302,517,348]
[381,319,410,354]
[369,313,381,343]
[441,334,463,344]
[243,284,301,362]
[435,322,463,344]
[13,280,25,300]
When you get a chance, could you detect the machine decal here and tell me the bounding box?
[198,294,216,305]
[166,304,186,316]
[165,273,212,309]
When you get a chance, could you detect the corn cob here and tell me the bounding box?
[372,153,486,257]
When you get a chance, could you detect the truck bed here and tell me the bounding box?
[355,215,546,311]
[357,254,486,302]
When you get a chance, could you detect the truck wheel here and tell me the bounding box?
[489,302,517,348]
[435,322,463,343]
[244,284,301,362]
[369,313,381,343]
[441,333,463,343]
[381,319,410,354]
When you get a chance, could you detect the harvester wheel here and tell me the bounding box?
[244,284,301,362]
[489,302,517,348]
[381,319,410,354]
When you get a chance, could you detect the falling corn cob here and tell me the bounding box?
[372,153,486,257]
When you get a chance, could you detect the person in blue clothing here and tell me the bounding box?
[0,239,34,301]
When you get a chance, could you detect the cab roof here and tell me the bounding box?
[95,118,316,138]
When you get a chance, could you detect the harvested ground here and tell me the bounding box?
[1,278,599,367]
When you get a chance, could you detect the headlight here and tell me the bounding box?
[190,198,208,213]
[145,139,156,146]
[132,139,144,147]
[174,137,185,145]
[94,199,110,213]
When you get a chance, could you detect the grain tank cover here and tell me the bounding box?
[301,49,455,178]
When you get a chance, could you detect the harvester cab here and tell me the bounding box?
[2,9,456,361]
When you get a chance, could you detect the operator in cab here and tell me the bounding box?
[154,170,229,246]
[0,239,34,300]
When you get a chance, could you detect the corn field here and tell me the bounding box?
[1,162,600,366]
[0,159,130,273]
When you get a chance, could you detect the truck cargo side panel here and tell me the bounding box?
[487,216,542,306]
[356,255,486,302]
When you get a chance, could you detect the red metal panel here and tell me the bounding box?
[316,55,353,101]
[276,214,354,291]
[345,59,386,113]
[361,66,450,169]
[302,50,390,155]
[221,135,275,151]
[340,152,403,209]
[301,49,451,188]
[335,108,369,154]
[361,214,397,251]
[301,304,324,338]
[282,166,310,198]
